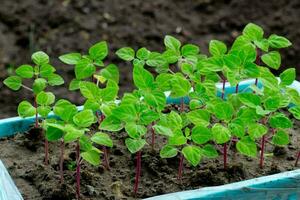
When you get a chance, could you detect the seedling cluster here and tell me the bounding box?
[4,23,300,198]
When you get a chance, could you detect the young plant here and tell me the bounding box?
[45,103,105,199]
[59,41,119,170]
[3,51,64,165]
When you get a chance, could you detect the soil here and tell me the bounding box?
[0,111,299,200]
[0,0,300,119]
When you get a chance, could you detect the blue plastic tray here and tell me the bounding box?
[0,79,299,200]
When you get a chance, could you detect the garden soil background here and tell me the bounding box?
[0,0,300,118]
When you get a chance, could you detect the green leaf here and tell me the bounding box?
[236,136,257,157]
[133,65,154,90]
[46,126,63,141]
[181,44,200,56]
[79,81,102,100]
[15,65,34,78]
[212,124,231,144]
[33,78,47,94]
[201,144,218,158]
[209,40,227,56]
[75,58,95,79]
[139,110,159,125]
[73,109,95,128]
[36,91,55,105]
[125,123,147,139]
[146,52,166,67]
[187,109,210,127]
[268,34,292,49]
[64,124,85,142]
[32,51,49,65]
[254,39,269,52]
[99,115,123,131]
[248,123,268,140]
[153,125,173,137]
[168,131,187,146]
[272,129,289,146]
[17,101,35,118]
[163,49,179,64]
[37,105,51,117]
[256,106,272,116]
[125,138,146,154]
[228,119,245,138]
[242,23,264,41]
[170,75,191,97]
[136,47,150,60]
[280,68,296,86]
[160,145,178,158]
[59,53,81,65]
[3,76,22,90]
[261,51,281,70]
[144,91,166,110]
[112,104,137,122]
[101,81,119,102]
[40,64,56,78]
[289,106,300,120]
[269,113,292,129]
[116,47,135,61]
[89,41,108,60]
[238,93,261,108]
[54,99,78,122]
[182,145,201,167]
[47,74,64,86]
[164,35,181,53]
[100,64,119,83]
[91,132,113,147]
[69,79,81,90]
[213,102,234,121]
[264,96,281,111]
[81,150,100,166]
[191,126,212,144]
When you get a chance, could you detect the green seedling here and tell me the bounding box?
[45,101,106,199]
[60,41,119,170]
[3,51,64,165]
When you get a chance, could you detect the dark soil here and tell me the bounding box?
[0,115,299,200]
[0,0,300,119]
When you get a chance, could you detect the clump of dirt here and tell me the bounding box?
[0,118,299,199]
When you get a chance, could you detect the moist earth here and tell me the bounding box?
[0,115,299,200]
[0,0,300,119]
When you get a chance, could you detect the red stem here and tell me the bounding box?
[177,153,184,181]
[60,139,64,183]
[235,84,239,94]
[151,122,155,150]
[221,79,226,99]
[103,146,110,170]
[180,97,184,112]
[45,138,49,165]
[295,151,300,167]
[34,95,38,128]
[76,141,80,200]
[260,135,266,169]
[134,151,142,196]
[223,143,227,170]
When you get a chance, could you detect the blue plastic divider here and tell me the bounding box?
[0,79,299,200]
[145,169,300,200]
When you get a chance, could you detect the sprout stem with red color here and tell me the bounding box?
[76,141,81,200]
[134,151,142,196]
[295,151,300,167]
[60,139,64,183]
[177,153,184,181]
